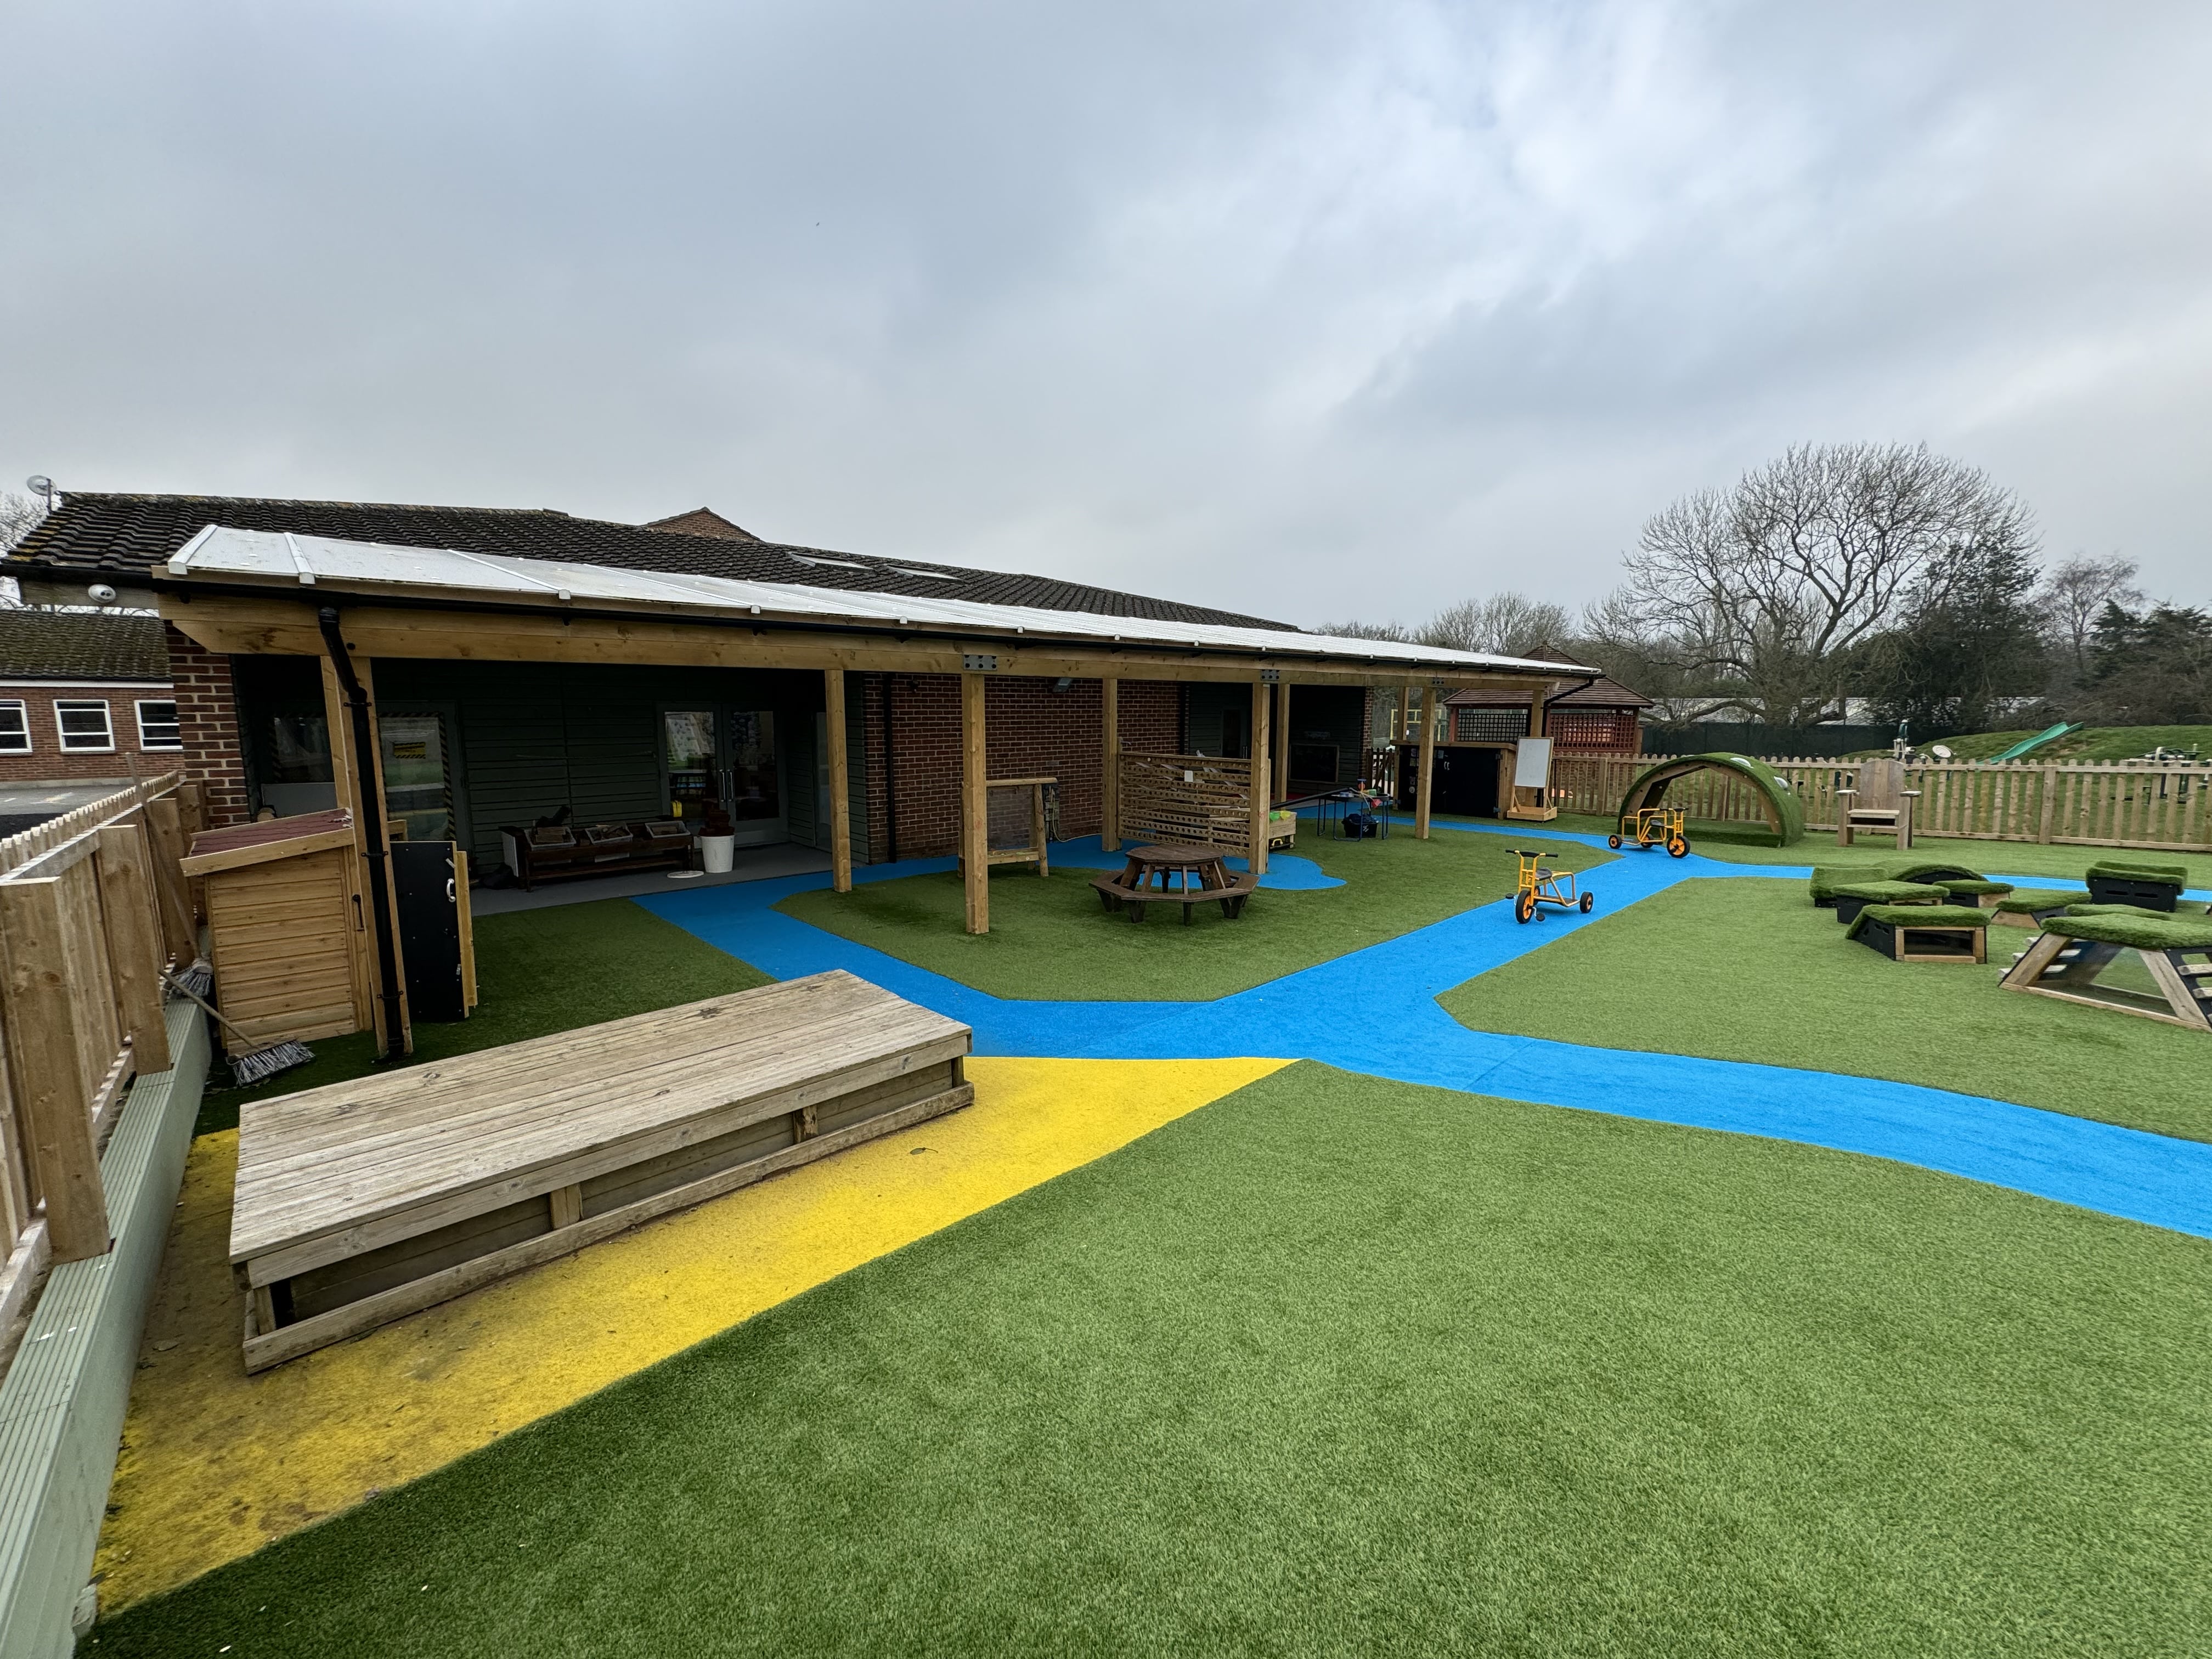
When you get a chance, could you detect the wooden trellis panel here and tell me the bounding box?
[1117,753,1254,851]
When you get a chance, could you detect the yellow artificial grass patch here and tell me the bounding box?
[96,1054,1287,1610]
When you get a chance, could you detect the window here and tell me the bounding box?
[55,699,114,752]
[136,699,182,750]
[0,701,27,754]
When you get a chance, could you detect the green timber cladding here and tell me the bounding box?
[235,658,871,870]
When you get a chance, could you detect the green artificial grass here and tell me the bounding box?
[1886,859,1985,885]
[1544,811,2212,889]
[1808,864,1888,902]
[1847,904,1993,935]
[195,899,771,1135]
[2086,860,2187,887]
[2048,910,2212,952]
[1444,877,2212,1142]
[1830,881,1948,904]
[1994,888,2093,915]
[1892,724,2212,763]
[96,1063,2211,1657]
[1933,878,2009,896]
[778,832,1608,1002]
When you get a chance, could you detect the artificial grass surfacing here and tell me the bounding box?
[777,831,1608,1001]
[1444,876,2212,1142]
[1542,812,2212,889]
[97,1063,2209,1658]
[195,898,771,1134]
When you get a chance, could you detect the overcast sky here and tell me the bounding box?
[4,2,2208,625]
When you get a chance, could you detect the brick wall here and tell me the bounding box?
[0,681,180,785]
[165,625,251,827]
[862,674,1180,860]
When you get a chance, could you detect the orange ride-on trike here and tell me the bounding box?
[1609,805,1689,858]
[1514,848,1595,923]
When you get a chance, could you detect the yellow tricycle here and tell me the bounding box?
[1609,805,1689,858]
[1514,848,1595,924]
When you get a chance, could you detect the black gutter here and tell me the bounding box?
[317,606,405,1058]
[1542,675,1604,714]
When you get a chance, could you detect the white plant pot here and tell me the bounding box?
[699,834,736,874]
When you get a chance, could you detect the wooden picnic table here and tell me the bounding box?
[1091,843,1256,924]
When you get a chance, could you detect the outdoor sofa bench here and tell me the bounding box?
[229,970,972,1372]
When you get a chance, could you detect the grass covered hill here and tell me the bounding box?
[97,1064,2211,1658]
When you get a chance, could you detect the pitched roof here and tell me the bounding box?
[640,507,760,541]
[0,610,170,681]
[9,492,1293,631]
[1446,674,1652,709]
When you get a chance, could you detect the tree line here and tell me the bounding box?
[1324,443,2210,732]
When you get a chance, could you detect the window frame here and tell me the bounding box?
[0,699,29,754]
[135,697,183,751]
[54,698,116,753]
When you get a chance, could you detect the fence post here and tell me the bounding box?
[2036,765,2056,844]
[95,825,173,1075]
[0,881,111,1261]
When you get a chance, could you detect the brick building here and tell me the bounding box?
[8,494,1423,869]
[0,610,182,784]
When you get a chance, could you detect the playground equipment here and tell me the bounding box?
[1514,848,1595,924]
[1609,805,1689,857]
[1615,753,1804,848]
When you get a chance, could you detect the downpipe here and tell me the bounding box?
[317,606,404,1058]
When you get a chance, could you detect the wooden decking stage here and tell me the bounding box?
[229,970,973,1371]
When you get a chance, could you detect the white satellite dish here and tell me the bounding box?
[1931,744,1954,760]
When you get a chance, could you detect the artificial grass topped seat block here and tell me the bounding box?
[2045,911,2212,951]
[2086,861,2188,887]
[1809,865,1889,904]
[1934,879,2010,896]
[1847,905,1994,937]
[1830,881,1948,903]
[1994,888,2092,915]
[1887,859,1985,885]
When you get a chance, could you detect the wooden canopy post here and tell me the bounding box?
[1248,679,1271,876]
[321,651,411,1057]
[825,669,853,892]
[1528,684,1546,741]
[961,672,989,934]
[1273,680,1291,803]
[0,879,112,1261]
[1416,682,1438,839]
[1101,676,1120,852]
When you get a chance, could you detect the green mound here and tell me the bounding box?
[1933,878,2010,896]
[2047,911,2212,951]
[1848,905,1994,936]
[1993,888,2092,915]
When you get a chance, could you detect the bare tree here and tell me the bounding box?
[1417,592,1573,659]
[0,492,47,556]
[2039,554,2142,684]
[1316,617,1412,642]
[1600,443,2038,725]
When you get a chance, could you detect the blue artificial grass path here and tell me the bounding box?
[639,836,2212,1239]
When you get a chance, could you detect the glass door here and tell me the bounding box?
[662,707,786,848]
[381,712,456,843]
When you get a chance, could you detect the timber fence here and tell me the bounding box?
[0,774,196,1347]
[1549,753,2212,851]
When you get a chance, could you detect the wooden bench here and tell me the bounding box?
[1090,871,1257,923]
[229,970,972,1372]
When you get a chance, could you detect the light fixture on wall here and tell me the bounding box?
[1053,676,1072,692]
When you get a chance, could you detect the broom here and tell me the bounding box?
[172,956,214,999]
[161,971,316,1086]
